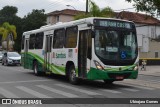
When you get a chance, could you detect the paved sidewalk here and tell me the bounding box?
[138,66,160,76]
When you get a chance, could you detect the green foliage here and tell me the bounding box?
[74,1,114,20]
[126,0,160,16]
[0,6,47,52]
[0,5,18,17]
[0,22,17,50]
[0,22,17,40]
[0,6,22,52]
[22,9,47,31]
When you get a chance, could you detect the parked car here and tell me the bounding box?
[2,52,21,66]
[0,51,3,63]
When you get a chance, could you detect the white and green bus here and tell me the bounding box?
[21,17,139,84]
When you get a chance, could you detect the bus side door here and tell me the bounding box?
[44,34,52,72]
[24,38,29,69]
[78,30,91,78]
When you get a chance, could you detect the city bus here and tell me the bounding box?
[21,17,139,84]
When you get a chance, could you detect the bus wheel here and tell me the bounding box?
[33,62,40,76]
[69,65,78,84]
[103,80,114,84]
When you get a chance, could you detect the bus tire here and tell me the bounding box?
[33,61,40,76]
[103,80,114,84]
[69,65,79,85]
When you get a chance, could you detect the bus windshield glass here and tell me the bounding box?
[94,21,138,66]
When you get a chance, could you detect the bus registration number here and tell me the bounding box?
[116,76,124,80]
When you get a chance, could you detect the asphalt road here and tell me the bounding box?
[0,64,159,107]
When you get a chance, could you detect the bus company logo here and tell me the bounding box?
[56,53,66,58]
[2,99,11,104]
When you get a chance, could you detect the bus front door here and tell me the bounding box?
[24,39,29,69]
[44,35,52,73]
[78,30,91,78]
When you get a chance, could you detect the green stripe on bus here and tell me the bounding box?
[22,52,65,75]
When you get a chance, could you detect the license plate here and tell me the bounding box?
[116,76,124,80]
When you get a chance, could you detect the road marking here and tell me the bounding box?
[121,88,139,92]
[55,84,101,95]
[100,89,121,94]
[135,86,154,90]
[149,80,160,83]
[16,86,51,98]
[0,87,19,98]
[37,85,78,98]
[0,80,51,84]
[116,82,155,91]
[121,79,160,89]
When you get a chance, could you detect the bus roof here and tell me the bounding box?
[22,17,134,35]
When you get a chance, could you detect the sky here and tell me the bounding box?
[0,0,135,18]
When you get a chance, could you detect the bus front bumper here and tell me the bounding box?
[87,67,138,80]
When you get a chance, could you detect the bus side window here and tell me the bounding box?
[35,32,44,49]
[53,29,65,49]
[29,34,35,49]
[65,26,78,48]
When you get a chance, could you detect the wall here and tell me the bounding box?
[46,14,74,25]
[59,15,74,22]
[140,40,160,58]
[136,23,160,58]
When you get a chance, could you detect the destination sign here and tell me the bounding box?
[94,19,134,29]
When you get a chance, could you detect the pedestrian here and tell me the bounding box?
[141,60,147,71]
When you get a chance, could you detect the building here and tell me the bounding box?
[116,11,160,59]
[47,9,85,25]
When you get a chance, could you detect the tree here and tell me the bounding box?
[0,5,17,17]
[74,1,114,20]
[0,22,17,51]
[22,9,47,31]
[126,0,160,16]
[0,6,22,52]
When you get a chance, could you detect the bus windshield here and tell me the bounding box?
[94,29,138,66]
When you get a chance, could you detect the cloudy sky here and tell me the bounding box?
[0,0,135,17]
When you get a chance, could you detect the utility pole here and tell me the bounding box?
[86,0,88,14]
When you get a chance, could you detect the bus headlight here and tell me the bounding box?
[94,60,104,70]
[134,62,139,71]
[134,66,138,71]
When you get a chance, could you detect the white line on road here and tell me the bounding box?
[116,83,154,90]
[0,80,51,84]
[149,80,160,83]
[0,87,19,98]
[55,84,101,95]
[135,86,154,90]
[121,88,139,92]
[16,86,51,98]
[100,89,122,94]
[37,85,79,98]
